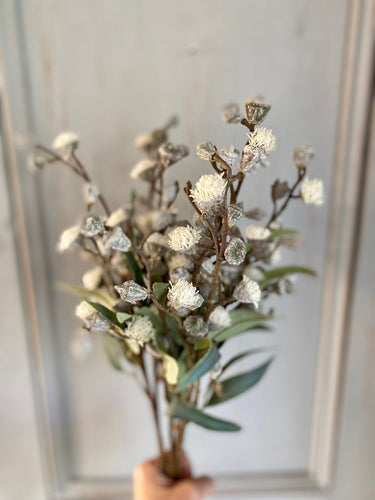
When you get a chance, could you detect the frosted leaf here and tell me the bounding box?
[82,215,105,237]
[221,102,242,124]
[220,146,240,168]
[244,99,271,125]
[163,181,179,205]
[106,227,131,252]
[183,315,208,342]
[196,141,216,160]
[244,207,267,221]
[227,203,244,226]
[233,276,261,308]
[243,266,265,283]
[84,183,100,206]
[130,159,158,181]
[224,237,246,266]
[158,142,189,165]
[239,145,264,172]
[293,145,315,167]
[144,232,169,257]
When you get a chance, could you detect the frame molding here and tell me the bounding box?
[0,0,374,498]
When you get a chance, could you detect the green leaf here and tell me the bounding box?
[162,354,179,385]
[207,358,273,406]
[88,301,122,327]
[267,229,298,241]
[168,400,241,432]
[99,333,123,371]
[177,340,220,391]
[209,309,272,342]
[116,312,132,324]
[124,251,145,285]
[194,337,211,351]
[57,282,115,308]
[260,265,316,289]
[152,282,170,304]
[221,347,275,374]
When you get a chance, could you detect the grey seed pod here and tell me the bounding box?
[82,215,105,237]
[106,227,131,252]
[114,280,148,304]
[183,315,209,342]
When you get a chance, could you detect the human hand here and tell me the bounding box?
[133,454,214,500]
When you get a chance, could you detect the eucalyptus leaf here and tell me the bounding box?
[152,282,170,304]
[207,358,273,406]
[177,340,220,391]
[168,400,241,432]
[267,228,298,241]
[57,282,115,308]
[116,312,132,324]
[209,316,272,342]
[99,333,123,371]
[88,301,122,327]
[260,265,316,289]
[125,251,145,285]
[221,347,275,374]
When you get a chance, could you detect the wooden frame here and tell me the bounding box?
[1,0,374,497]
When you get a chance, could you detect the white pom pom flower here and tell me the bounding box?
[248,127,276,154]
[190,173,227,212]
[57,226,80,252]
[168,225,201,253]
[233,276,262,308]
[300,178,324,205]
[124,316,155,345]
[52,131,79,151]
[75,301,96,320]
[168,279,204,316]
[208,306,232,331]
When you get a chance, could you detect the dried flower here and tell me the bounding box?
[82,216,105,237]
[245,99,271,125]
[183,315,208,342]
[82,266,102,290]
[294,145,315,167]
[224,237,247,265]
[106,207,128,228]
[208,306,231,330]
[300,178,324,205]
[190,173,227,212]
[106,227,131,252]
[227,203,244,226]
[57,226,81,252]
[130,159,158,181]
[52,131,79,151]
[196,142,216,160]
[84,183,100,206]
[233,276,261,308]
[75,301,96,320]
[168,279,204,316]
[221,102,241,123]
[248,127,276,154]
[124,316,155,345]
[220,146,240,168]
[244,225,271,240]
[115,280,148,304]
[159,142,189,165]
[168,225,201,253]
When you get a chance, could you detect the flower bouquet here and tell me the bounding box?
[30,98,323,479]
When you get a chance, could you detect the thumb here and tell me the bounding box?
[191,475,215,497]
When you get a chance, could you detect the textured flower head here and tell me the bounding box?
[300,178,324,205]
[57,226,81,252]
[124,316,155,345]
[224,237,247,265]
[130,159,157,181]
[52,131,79,151]
[208,306,231,331]
[115,280,148,304]
[244,225,271,241]
[168,279,204,316]
[233,276,261,308]
[190,173,227,212]
[168,225,201,253]
[247,127,276,155]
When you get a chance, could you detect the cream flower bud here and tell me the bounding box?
[208,306,231,331]
[244,224,271,241]
[183,316,208,342]
[293,145,315,167]
[300,178,324,205]
[115,280,148,304]
[168,225,201,253]
[82,266,102,290]
[224,237,247,265]
[106,227,131,252]
[106,208,128,228]
[233,276,261,308]
[196,141,216,160]
[134,133,154,150]
[75,301,96,320]
[248,127,276,154]
[168,279,204,316]
[57,226,81,252]
[190,173,227,212]
[82,216,105,237]
[52,131,79,151]
[130,159,157,181]
[221,102,242,124]
[124,316,155,345]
